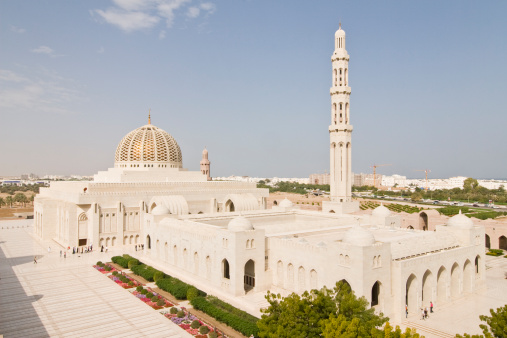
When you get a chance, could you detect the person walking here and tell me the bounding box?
[48,246,51,254]
[430,301,433,313]
[60,250,62,257]
[64,251,66,258]
[34,256,37,264]
[424,307,429,319]
[421,308,425,320]
[405,304,408,318]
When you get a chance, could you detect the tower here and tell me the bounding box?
[200,147,211,181]
[329,23,352,202]
[323,24,358,214]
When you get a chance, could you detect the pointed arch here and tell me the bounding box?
[406,274,417,315]
[463,259,473,293]
[244,259,255,291]
[310,269,318,289]
[422,269,433,304]
[277,260,284,287]
[371,281,381,307]
[437,266,447,303]
[222,258,230,279]
[298,266,306,292]
[451,262,460,298]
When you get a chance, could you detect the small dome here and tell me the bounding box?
[115,123,182,168]
[228,216,254,231]
[342,226,376,246]
[335,25,345,37]
[279,198,293,208]
[316,241,327,248]
[372,203,391,218]
[152,205,170,215]
[447,210,474,228]
[298,238,308,244]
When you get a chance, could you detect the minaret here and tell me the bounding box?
[329,23,352,202]
[200,147,211,181]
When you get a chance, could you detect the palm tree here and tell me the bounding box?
[5,196,13,208]
[0,197,5,208]
[30,194,35,205]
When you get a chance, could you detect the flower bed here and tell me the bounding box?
[132,288,174,309]
[162,309,223,337]
[108,273,142,289]
[93,263,117,274]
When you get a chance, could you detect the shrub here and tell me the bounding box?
[186,286,199,301]
[157,298,165,306]
[104,265,112,271]
[191,320,200,329]
[151,296,159,302]
[112,271,118,276]
[96,261,103,266]
[136,285,143,292]
[141,289,148,295]
[128,259,140,269]
[199,326,210,334]
[170,307,178,314]
[153,271,165,282]
[487,249,504,256]
[156,277,190,300]
[131,264,161,282]
[191,297,259,336]
[128,281,134,287]
[208,332,218,338]
[177,310,185,318]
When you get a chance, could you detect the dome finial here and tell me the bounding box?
[148,108,151,124]
[339,21,341,29]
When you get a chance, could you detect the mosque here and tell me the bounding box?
[34,25,486,322]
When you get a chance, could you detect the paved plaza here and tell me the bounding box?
[0,221,191,338]
[1,220,506,338]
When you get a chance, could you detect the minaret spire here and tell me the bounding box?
[148,109,151,124]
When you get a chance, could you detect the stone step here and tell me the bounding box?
[402,320,455,338]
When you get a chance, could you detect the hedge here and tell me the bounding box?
[131,264,163,282]
[206,296,258,323]
[486,249,504,257]
[190,296,259,336]
[111,254,140,269]
[156,277,206,300]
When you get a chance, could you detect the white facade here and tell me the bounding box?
[34,25,486,324]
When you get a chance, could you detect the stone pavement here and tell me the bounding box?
[0,223,191,338]
[397,255,507,337]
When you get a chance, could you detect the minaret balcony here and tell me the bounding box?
[330,86,351,95]
[329,124,353,132]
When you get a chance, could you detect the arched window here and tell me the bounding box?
[222,259,230,279]
[475,255,480,275]
[146,235,151,249]
[499,236,507,250]
[371,281,380,307]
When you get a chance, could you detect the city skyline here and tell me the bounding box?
[1,1,506,179]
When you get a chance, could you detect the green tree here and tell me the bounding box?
[456,304,507,338]
[14,193,28,207]
[0,197,5,208]
[257,281,388,338]
[411,192,423,202]
[464,178,479,193]
[5,196,13,208]
[30,194,35,205]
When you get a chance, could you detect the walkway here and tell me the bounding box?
[0,223,191,338]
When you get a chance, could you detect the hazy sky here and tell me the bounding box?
[1,1,506,179]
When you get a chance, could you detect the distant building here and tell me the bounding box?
[309,173,330,185]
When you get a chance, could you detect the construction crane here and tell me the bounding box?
[370,164,392,188]
[415,169,431,191]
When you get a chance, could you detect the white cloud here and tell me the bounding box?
[158,30,166,39]
[187,7,200,18]
[93,0,213,32]
[95,8,160,32]
[200,2,215,14]
[0,69,84,115]
[10,25,26,33]
[32,46,54,55]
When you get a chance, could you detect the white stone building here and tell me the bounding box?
[34,24,486,323]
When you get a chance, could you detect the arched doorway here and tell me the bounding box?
[277,261,284,287]
[78,213,88,246]
[406,274,417,315]
[329,210,335,213]
[225,200,235,212]
[310,270,318,289]
[463,259,472,293]
[499,236,507,250]
[287,264,294,290]
[437,266,447,303]
[419,212,428,231]
[371,281,381,307]
[422,270,433,305]
[146,235,151,249]
[451,263,460,298]
[194,252,199,274]
[222,259,230,279]
[206,256,211,280]
[273,200,278,206]
[244,259,255,291]
[475,255,481,276]
[298,266,306,292]
[485,234,491,249]
[407,226,414,230]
